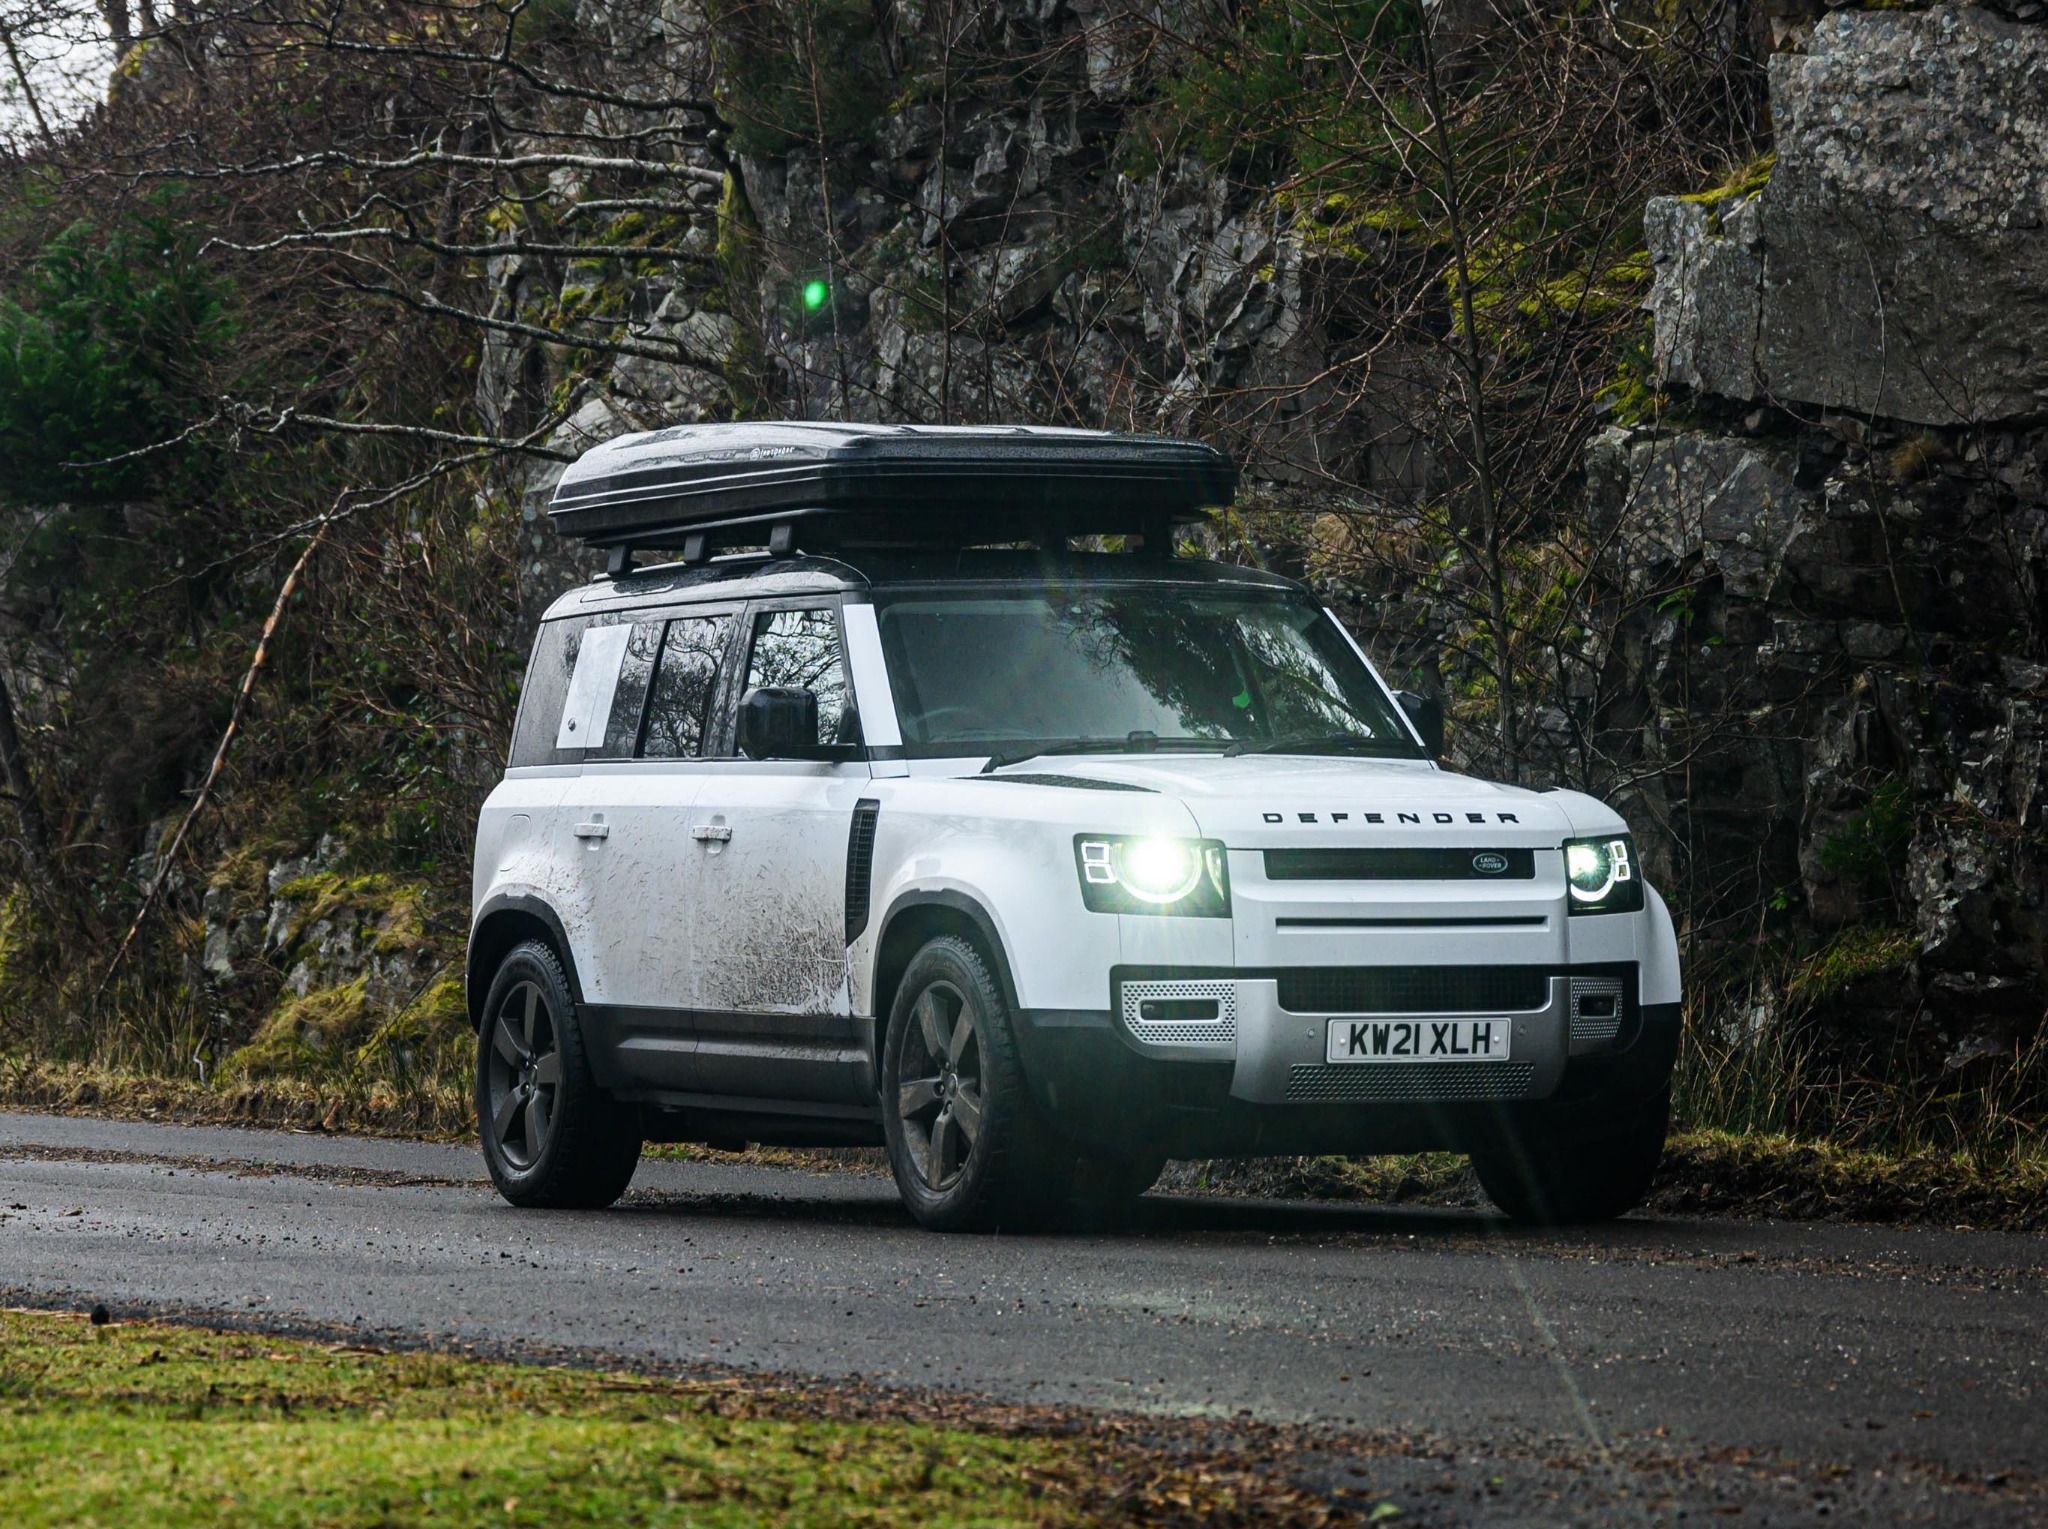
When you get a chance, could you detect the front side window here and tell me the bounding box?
[745,606,858,746]
[873,586,1420,759]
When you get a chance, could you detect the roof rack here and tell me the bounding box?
[546,422,1238,574]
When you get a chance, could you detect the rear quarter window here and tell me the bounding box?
[508,617,585,768]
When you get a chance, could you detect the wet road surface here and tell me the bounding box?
[1,1111,2041,1525]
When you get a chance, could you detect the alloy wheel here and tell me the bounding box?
[895,980,985,1193]
[485,979,561,1170]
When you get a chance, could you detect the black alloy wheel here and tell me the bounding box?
[483,978,560,1171]
[475,939,641,1209]
[894,978,987,1194]
[881,935,1059,1231]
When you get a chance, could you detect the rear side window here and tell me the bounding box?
[600,621,666,757]
[508,608,735,767]
[641,615,734,758]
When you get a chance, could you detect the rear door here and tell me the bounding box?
[683,599,876,1104]
[548,604,740,1087]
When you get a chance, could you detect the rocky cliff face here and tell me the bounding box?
[500,0,1360,617]
[1648,4,2048,425]
[489,0,2044,1065]
[1600,3,2045,1062]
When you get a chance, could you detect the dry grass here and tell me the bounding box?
[0,1055,469,1139]
[1673,998,2047,1178]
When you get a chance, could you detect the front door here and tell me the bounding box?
[685,601,874,1104]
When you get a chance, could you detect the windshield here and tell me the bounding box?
[872,584,1423,760]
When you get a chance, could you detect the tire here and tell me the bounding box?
[476,939,642,1209]
[881,935,1063,1232]
[1472,1086,1670,1226]
[1061,1150,1169,1231]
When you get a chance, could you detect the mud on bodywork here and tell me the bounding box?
[693,874,852,1016]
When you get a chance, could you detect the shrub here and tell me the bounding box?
[0,215,228,503]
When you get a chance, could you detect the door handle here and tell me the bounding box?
[691,824,732,843]
[572,821,610,840]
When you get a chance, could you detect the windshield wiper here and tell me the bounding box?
[1222,733,1416,759]
[979,733,1228,774]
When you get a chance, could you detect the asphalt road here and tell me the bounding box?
[2,1111,2042,1526]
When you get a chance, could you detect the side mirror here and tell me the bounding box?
[1394,689,1444,759]
[737,686,819,759]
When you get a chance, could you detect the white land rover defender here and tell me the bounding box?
[469,423,1682,1229]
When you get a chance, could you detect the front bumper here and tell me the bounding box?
[1013,964,1679,1157]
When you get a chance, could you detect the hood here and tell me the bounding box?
[980,755,1615,845]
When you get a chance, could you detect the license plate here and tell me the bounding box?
[1325,1016,1512,1064]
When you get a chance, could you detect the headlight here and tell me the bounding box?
[1562,835,1643,915]
[1074,835,1230,917]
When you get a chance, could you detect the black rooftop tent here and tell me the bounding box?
[546,422,1239,571]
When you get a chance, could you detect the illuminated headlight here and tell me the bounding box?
[1074,835,1230,917]
[1562,835,1643,915]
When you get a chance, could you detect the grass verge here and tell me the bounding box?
[1169,1129,2048,1233]
[4,1057,2043,1232]
[0,1308,1338,1527]
[0,1056,469,1139]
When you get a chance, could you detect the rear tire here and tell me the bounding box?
[882,935,1062,1232]
[1471,1086,1669,1226]
[476,939,641,1209]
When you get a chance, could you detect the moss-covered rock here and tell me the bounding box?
[223,976,373,1081]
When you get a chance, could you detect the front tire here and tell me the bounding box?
[1061,1150,1168,1230]
[476,939,641,1208]
[1471,1086,1670,1225]
[882,935,1059,1232]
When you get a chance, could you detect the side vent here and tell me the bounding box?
[844,799,881,944]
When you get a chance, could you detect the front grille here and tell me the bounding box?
[1118,980,1237,1047]
[1276,967,1548,1015]
[1265,847,1536,881]
[1285,1061,1538,1103]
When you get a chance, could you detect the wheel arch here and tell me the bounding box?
[869,890,1019,1068]
[467,893,584,1031]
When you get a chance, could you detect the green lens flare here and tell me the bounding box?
[802,279,829,311]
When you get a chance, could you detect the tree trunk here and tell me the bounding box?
[98,1,133,55]
[0,665,50,862]
[1418,19,1518,775]
[0,26,54,146]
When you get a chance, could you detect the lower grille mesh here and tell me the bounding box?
[1569,975,1626,1047]
[1284,1061,1538,1104]
[1276,967,1548,1015]
[1118,980,1237,1047]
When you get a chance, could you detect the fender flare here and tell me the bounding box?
[871,887,1021,1016]
[466,891,585,1029]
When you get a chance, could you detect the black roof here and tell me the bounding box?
[542,549,1303,622]
[547,422,1238,555]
